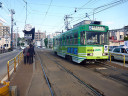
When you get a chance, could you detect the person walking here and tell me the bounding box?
[23,45,29,64]
[28,44,35,64]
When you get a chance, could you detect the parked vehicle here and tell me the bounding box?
[20,46,26,50]
[110,47,128,61]
[118,45,124,48]
[109,46,118,51]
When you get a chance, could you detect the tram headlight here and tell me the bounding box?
[87,53,93,56]
[102,53,108,56]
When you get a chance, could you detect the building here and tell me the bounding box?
[47,31,61,48]
[0,23,10,49]
[34,30,46,47]
[35,30,46,41]
[13,32,20,48]
[0,23,10,37]
[109,26,128,46]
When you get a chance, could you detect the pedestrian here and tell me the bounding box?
[23,45,29,64]
[28,44,35,64]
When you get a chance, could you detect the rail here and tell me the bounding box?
[46,53,103,96]
[7,51,23,81]
[109,53,126,67]
[37,52,54,96]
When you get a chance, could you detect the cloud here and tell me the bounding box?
[0,17,7,23]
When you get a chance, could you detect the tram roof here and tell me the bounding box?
[54,24,108,38]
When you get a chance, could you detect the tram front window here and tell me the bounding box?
[86,32,108,45]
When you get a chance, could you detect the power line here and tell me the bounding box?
[28,2,93,9]
[58,0,128,32]
[39,0,53,30]
[70,0,96,16]
[71,0,128,23]
[44,0,53,18]
[22,0,27,27]
[91,0,128,19]
[55,0,98,32]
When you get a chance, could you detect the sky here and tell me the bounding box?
[0,0,128,37]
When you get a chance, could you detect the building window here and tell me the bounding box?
[120,35,123,40]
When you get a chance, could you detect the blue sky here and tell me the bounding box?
[0,0,128,37]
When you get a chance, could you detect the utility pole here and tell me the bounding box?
[16,27,18,49]
[64,15,72,31]
[0,2,2,8]
[48,35,50,49]
[10,9,15,50]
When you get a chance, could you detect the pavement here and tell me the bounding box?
[10,54,50,96]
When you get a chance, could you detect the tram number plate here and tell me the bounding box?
[97,57,100,59]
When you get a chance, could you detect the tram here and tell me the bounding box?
[53,20,109,63]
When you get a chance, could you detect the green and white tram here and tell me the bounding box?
[53,21,109,63]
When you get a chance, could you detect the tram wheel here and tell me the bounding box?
[54,52,57,55]
[69,56,72,62]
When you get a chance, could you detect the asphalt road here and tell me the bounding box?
[0,50,21,80]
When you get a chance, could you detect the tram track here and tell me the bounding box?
[50,51,128,86]
[36,49,128,96]
[44,52,104,96]
[36,51,55,96]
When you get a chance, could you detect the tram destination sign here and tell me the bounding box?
[89,26,105,31]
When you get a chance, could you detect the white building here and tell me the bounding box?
[47,31,61,48]
[109,26,128,46]
[0,23,10,49]
[34,30,46,47]
[0,37,10,49]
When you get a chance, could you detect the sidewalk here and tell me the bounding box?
[10,61,33,96]
[10,55,50,96]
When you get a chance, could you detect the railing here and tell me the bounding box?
[110,53,126,67]
[7,51,23,81]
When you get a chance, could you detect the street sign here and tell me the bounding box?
[124,41,128,47]
[24,34,32,39]
[25,24,32,31]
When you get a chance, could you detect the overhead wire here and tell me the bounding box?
[22,0,28,28]
[58,0,128,32]
[39,0,53,30]
[71,0,128,23]
[89,0,128,18]
[0,1,10,25]
[57,0,98,31]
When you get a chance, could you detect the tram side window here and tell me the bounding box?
[64,36,66,45]
[53,38,55,45]
[66,35,70,45]
[59,38,61,45]
[74,32,78,44]
[63,36,65,45]
[80,31,85,45]
[70,34,73,44]
[56,38,58,45]
[55,38,56,45]
[60,38,62,45]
